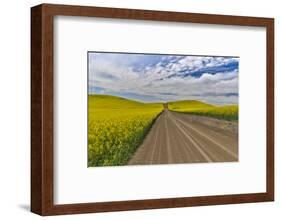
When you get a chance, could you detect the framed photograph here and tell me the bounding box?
[31,4,274,216]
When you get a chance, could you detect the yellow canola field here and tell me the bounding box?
[168,100,238,121]
[88,95,163,167]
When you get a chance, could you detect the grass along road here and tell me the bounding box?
[128,109,238,165]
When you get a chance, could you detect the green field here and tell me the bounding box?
[168,100,238,121]
[88,94,163,167]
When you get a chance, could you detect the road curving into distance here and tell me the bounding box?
[128,109,238,165]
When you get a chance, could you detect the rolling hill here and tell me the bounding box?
[88,94,162,109]
[88,94,163,167]
[168,100,238,121]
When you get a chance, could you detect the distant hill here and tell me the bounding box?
[168,100,214,110]
[89,95,238,121]
[88,94,162,109]
[168,100,238,121]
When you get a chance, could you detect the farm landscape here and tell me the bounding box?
[88,52,239,167]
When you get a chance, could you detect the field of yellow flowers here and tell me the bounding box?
[168,100,238,121]
[88,95,163,167]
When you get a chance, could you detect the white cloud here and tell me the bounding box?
[88,53,239,105]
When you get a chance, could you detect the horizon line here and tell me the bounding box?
[88,93,238,106]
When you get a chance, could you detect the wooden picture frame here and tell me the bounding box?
[31,3,274,216]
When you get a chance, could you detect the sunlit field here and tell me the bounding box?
[88,95,163,167]
[168,100,238,121]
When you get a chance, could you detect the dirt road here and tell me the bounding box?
[128,110,238,165]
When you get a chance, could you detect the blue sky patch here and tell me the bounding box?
[88,52,239,105]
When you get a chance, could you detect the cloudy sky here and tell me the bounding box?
[88,52,239,105]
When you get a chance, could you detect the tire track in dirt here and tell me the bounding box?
[128,109,238,165]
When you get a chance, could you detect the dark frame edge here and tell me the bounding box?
[266,19,275,201]
[50,193,271,215]
[30,5,43,215]
[38,3,274,26]
[31,4,55,216]
[31,4,43,215]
